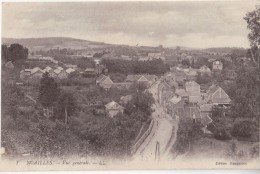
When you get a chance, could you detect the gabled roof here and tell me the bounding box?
[105,101,124,110]
[206,84,231,104]
[126,75,143,82]
[45,66,52,71]
[54,69,61,74]
[97,74,106,82]
[170,96,182,104]
[31,67,44,74]
[207,85,219,95]
[185,81,200,88]
[126,74,156,82]
[66,68,75,74]
[57,66,63,70]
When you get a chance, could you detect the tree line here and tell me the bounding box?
[102,59,170,75]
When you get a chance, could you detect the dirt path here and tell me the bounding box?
[133,81,177,162]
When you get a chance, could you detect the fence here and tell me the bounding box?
[130,119,157,155]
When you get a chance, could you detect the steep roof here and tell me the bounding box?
[185,81,200,88]
[54,69,61,74]
[170,96,182,104]
[206,84,231,104]
[57,66,63,70]
[96,74,107,83]
[207,84,219,95]
[66,68,75,74]
[126,74,156,82]
[105,101,124,110]
[31,67,44,74]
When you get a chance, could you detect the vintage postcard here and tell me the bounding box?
[1,0,259,171]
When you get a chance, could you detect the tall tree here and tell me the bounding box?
[54,91,77,124]
[1,44,10,63]
[38,72,60,117]
[8,43,28,63]
[244,6,260,63]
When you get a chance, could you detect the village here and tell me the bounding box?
[1,2,259,167]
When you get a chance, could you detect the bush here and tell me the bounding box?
[213,128,232,140]
[231,121,259,141]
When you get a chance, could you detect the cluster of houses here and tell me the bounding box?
[96,74,157,90]
[20,66,76,80]
[96,74,158,117]
[158,73,231,133]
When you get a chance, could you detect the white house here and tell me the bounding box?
[105,101,124,118]
[199,65,211,73]
[212,60,223,70]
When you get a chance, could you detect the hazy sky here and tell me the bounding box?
[2,1,258,48]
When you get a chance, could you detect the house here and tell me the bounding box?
[43,66,52,73]
[125,74,157,86]
[199,65,211,73]
[54,69,62,76]
[85,68,95,75]
[66,68,76,74]
[138,57,150,61]
[185,81,202,104]
[5,61,14,70]
[94,65,105,75]
[206,85,231,105]
[120,95,132,105]
[185,81,200,96]
[65,64,77,69]
[168,96,185,116]
[57,69,69,79]
[212,60,223,70]
[20,69,31,79]
[158,81,172,105]
[57,66,64,71]
[105,101,124,118]
[30,67,44,79]
[48,69,57,78]
[96,74,114,90]
[200,104,213,117]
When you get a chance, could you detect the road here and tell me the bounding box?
[133,81,176,162]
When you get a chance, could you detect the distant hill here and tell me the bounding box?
[202,47,247,54]
[2,37,111,51]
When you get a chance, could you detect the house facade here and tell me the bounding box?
[96,74,114,90]
[206,85,231,105]
[185,81,202,104]
[212,60,223,70]
[105,101,124,118]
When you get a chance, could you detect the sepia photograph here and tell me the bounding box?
[0,0,259,171]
